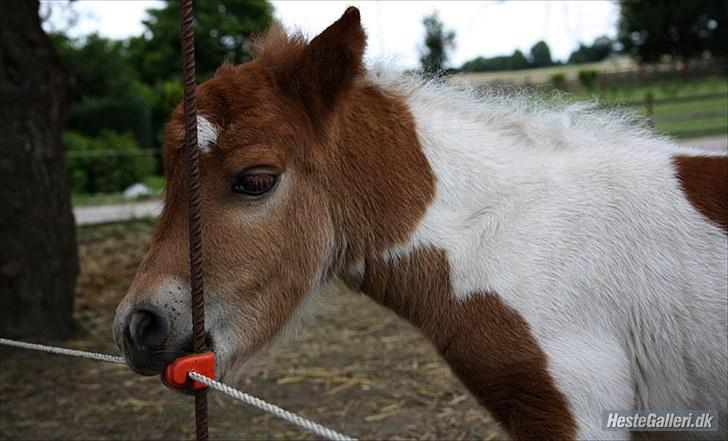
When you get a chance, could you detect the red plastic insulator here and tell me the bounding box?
[164,352,215,390]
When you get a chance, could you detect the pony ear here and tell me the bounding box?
[300,7,366,111]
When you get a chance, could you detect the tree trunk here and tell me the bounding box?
[0,0,78,338]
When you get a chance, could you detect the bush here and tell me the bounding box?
[550,73,567,90]
[66,91,153,149]
[578,69,599,90]
[64,130,156,194]
[142,79,184,148]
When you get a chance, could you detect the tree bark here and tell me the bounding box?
[0,0,78,338]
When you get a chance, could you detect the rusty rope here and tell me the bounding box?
[179,0,208,440]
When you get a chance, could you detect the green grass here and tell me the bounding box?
[574,76,728,102]
[71,191,161,207]
[142,175,165,191]
[651,94,726,139]
[657,116,727,138]
[650,97,726,116]
[621,96,727,138]
[76,216,157,241]
[566,76,727,139]
[71,175,165,207]
[71,192,130,206]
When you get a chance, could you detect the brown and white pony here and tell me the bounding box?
[114,8,728,440]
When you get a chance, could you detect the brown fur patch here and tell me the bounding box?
[124,8,435,369]
[122,9,575,440]
[674,155,728,232]
[325,83,436,269]
[349,248,577,440]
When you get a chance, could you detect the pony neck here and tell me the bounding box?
[334,74,578,440]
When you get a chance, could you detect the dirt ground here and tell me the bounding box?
[1,221,506,440]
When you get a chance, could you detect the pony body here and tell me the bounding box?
[114,8,728,440]
[362,72,728,439]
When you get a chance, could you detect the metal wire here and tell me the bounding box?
[179,0,208,439]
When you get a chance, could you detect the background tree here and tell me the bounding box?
[511,49,529,70]
[1,0,78,337]
[50,33,154,150]
[461,49,530,72]
[618,0,728,62]
[46,0,273,185]
[51,33,138,101]
[419,11,456,74]
[127,0,273,85]
[461,55,509,72]
[529,40,553,68]
[568,36,615,64]
[126,0,271,147]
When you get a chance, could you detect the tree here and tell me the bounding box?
[0,0,78,337]
[529,41,553,68]
[419,11,456,75]
[460,49,531,73]
[50,33,139,100]
[461,56,509,72]
[511,49,529,70]
[46,1,272,152]
[618,0,728,61]
[127,0,273,84]
[568,36,615,64]
[124,0,272,147]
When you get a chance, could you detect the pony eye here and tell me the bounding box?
[232,168,279,197]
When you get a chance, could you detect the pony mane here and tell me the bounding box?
[251,23,668,154]
[368,66,667,153]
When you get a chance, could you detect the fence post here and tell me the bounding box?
[645,92,654,117]
[645,92,655,127]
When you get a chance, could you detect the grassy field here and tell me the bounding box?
[574,76,727,102]
[71,175,165,206]
[455,61,726,140]
[547,76,727,139]
[452,56,639,87]
[591,77,727,138]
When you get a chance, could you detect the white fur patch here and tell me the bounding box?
[370,71,727,439]
[197,115,220,152]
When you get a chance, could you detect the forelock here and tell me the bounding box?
[251,21,307,69]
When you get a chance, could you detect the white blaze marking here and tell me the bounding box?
[197,115,220,152]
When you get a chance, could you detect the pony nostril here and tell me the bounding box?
[127,308,167,354]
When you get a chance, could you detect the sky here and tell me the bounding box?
[41,0,620,68]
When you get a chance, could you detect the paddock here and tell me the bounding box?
[0,221,506,440]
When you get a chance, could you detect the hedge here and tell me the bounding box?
[66,92,152,149]
[64,130,156,194]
